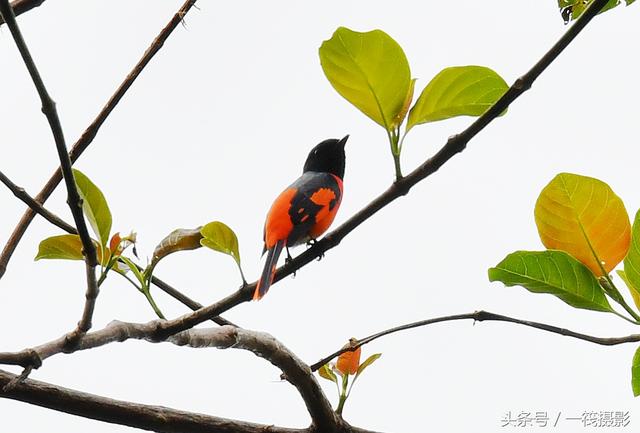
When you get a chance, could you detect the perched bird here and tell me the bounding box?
[254,135,348,300]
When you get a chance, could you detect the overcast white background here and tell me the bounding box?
[1,1,639,432]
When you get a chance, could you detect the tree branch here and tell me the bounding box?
[0,170,77,234]
[0,0,100,337]
[0,0,199,279]
[1,324,342,432]
[0,0,45,25]
[309,310,640,371]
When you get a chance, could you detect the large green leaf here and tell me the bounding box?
[319,27,411,130]
[35,234,85,261]
[200,222,241,266]
[489,250,613,313]
[535,173,630,276]
[632,346,640,397]
[407,66,508,130]
[73,169,112,248]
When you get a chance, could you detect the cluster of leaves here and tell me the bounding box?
[318,339,381,415]
[36,169,245,318]
[488,172,640,395]
[559,0,635,23]
[319,27,509,179]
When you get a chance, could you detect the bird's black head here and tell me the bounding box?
[303,135,348,179]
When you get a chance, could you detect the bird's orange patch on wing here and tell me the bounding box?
[309,187,340,239]
[264,188,296,248]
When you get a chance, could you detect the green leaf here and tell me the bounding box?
[559,0,626,22]
[35,234,85,261]
[200,222,241,265]
[355,353,382,380]
[152,227,204,266]
[73,169,112,248]
[632,346,640,397]
[407,66,508,130]
[318,363,338,384]
[617,270,640,312]
[319,27,411,130]
[488,250,613,313]
[623,210,640,311]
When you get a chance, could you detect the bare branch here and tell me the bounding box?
[0,0,100,337]
[1,324,339,431]
[0,0,199,279]
[308,310,640,371]
[0,368,305,433]
[0,0,45,25]
[0,170,77,234]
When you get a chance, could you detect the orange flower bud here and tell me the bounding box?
[109,232,122,254]
[336,339,361,376]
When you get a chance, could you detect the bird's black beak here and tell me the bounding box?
[339,135,349,147]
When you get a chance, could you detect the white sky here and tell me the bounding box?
[1,1,639,432]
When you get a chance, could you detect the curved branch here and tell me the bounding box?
[0,0,199,279]
[309,310,640,371]
[1,323,340,431]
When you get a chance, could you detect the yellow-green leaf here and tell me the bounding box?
[632,346,640,397]
[622,210,640,311]
[617,270,640,312]
[73,169,112,249]
[407,66,508,130]
[559,0,627,22]
[319,27,411,131]
[318,363,338,384]
[35,234,85,261]
[534,173,630,275]
[355,353,382,380]
[200,221,241,265]
[489,250,613,313]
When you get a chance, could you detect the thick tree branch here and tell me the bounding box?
[0,368,384,433]
[0,0,45,25]
[0,170,77,234]
[0,0,199,279]
[1,324,342,431]
[0,368,304,433]
[0,0,100,337]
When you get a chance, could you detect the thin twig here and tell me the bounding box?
[308,310,640,371]
[0,0,45,25]
[0,0,199,279]
[0,0,100,337]
[0,170,77,234]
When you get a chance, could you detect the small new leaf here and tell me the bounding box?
[489,250,613,313]
[152,227,204,266]
[318,363,338,384]
[73,169,112,249]
[632,346,640,397]
[319,27,411,131]
[200,221,241,266]
[35,234,85,261]
[559,0,627,22]
[355,353,382,380]
[407,65,508,130]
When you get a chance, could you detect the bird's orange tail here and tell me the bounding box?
[253,239,285,300]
